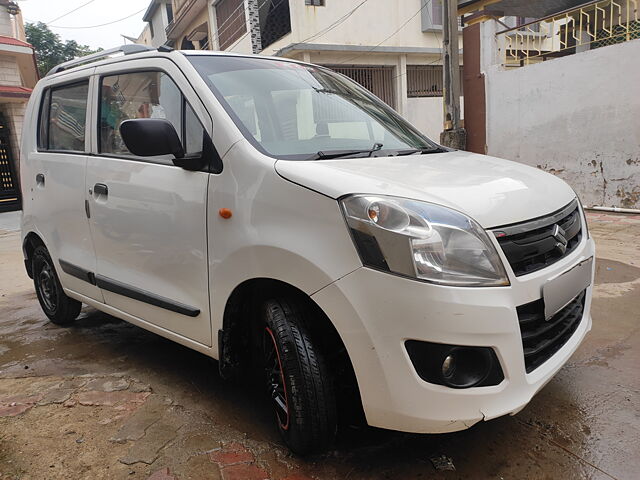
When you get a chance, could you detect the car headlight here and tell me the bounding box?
[340,195,509,286]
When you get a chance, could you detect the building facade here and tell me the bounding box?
[0,0,37,212]
[138,0,175,47]
[137,0,465,140]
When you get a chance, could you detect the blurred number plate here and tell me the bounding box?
[543,257,593,319]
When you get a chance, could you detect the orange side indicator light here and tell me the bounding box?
[219,208,233,219]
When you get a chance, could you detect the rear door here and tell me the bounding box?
[86,58,212,346]
[29,70,103,302]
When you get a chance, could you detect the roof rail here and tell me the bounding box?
[46,44,154,77]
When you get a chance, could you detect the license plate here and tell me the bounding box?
[542,257,593,319]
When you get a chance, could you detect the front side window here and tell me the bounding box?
[100,71,182,157]
[188,56,437,160]
[39,82,89,152]
[99,71,208,164]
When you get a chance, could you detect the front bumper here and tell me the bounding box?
[311,236,595,433]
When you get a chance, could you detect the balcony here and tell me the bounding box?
[496,0,640,66]
[165,0,204,41]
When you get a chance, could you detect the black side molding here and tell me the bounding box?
[57,259,200,317]
[59,259,96,285]
[95,274,200,317]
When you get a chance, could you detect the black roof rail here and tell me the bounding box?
[46,44,154,77]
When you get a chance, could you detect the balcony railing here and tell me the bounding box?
[497,0,640,67]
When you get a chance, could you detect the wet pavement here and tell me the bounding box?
[0,210,638,480]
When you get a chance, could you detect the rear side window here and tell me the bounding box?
[38,82,89,153]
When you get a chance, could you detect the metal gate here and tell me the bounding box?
[0,115,20,213]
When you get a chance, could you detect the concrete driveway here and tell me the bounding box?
[1,210,638,480]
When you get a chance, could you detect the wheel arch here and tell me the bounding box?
[218,277,365,424]
[22,231,46,279]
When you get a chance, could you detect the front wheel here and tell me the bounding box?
[261,298,337,454]
[32,245,82,325]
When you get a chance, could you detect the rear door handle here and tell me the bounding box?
[36,173,45,186]
[93,183,108,196]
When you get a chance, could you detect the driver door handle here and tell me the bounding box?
[93,183,108,196]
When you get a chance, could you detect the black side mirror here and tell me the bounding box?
[120,118,185,159]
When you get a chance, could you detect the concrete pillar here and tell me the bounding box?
[396,54,408,115]
[479,19,500,71]
[207,1,220,50]
[0,9,12,37]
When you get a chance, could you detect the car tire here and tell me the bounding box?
[32,245,82,325]
[261,298,337,454]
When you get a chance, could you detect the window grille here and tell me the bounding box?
[407,65,464,97]
[326,65,396,108]
[216,0,247,50]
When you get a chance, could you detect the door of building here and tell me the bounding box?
[0,114,21,212]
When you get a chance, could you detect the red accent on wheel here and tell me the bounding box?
[265,326,290,431]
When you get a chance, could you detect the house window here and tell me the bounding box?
[407,65,464,97]
[325,65,396,108]
[149,21,155,39]
[260,0,291,49]
[432,0,443,26]
[305,0,324,5]
[166,3,174,23]
[421,0,462,31]
[216,0,247,50]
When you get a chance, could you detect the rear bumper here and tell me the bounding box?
[312,236,595,433]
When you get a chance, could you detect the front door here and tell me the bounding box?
[86,60,213,346]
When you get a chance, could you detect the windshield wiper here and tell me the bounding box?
[313,142,384,160]
[395,146,446,156]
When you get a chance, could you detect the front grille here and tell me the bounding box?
[517,290,586,373]
[492,200,582,276]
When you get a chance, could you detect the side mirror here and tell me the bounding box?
[120,118,185,159]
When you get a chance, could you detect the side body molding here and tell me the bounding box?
[58,259,200,317]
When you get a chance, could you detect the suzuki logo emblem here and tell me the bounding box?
[552,224,568,254]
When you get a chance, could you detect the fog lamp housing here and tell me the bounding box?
[405,341,504,388]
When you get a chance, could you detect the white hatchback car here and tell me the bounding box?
[20,45,595,454]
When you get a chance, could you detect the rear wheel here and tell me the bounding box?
[261,298,337,454]
[32,245,82,325]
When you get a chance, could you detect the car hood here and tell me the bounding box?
[275,150,576,228]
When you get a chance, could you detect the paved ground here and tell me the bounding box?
[0,210,638,480]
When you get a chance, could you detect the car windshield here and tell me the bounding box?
[187,55,440,160]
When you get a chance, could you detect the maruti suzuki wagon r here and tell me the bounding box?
[20,45,595,454]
